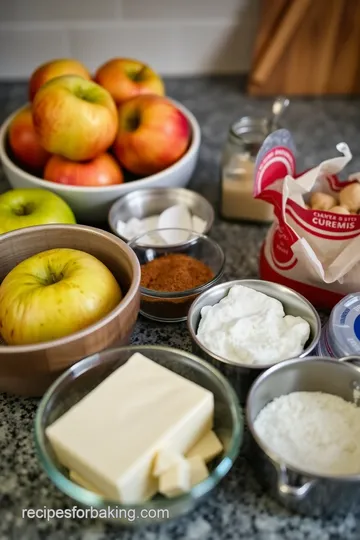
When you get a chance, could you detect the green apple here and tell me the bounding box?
[0,188,76,234]
[0,248,122,345]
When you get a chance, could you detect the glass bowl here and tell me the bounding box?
[128,229,225,322]
[35,345,243,526]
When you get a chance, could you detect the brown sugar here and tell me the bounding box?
[140,253,214,293]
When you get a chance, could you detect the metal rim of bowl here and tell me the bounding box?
[128,228,226,299]
[187,279,321,371]
[245,356,360,482]
[0,99,201,194]
[34,344,244,510]
[107,187,215,242]
[0,224,141,353]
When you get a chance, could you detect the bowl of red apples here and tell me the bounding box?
[0,58,200,222]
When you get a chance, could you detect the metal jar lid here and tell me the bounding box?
[325,293,360,357]
[229,116,271,158]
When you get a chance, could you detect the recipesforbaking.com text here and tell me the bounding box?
[22,506,170,522]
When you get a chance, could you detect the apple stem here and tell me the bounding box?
[133,67,147,82]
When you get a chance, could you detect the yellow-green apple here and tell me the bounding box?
[29,58,91,101]
[113,95,190,176]
[0,188,76,234]
[44,153,124,187]
[8,106,50,174]
[94,58,165,105]
[32,75,118,161]
[0,248,122,345]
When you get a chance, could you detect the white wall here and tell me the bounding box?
[0,0,260,79]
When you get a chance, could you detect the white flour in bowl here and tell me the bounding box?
[254,391,360,476]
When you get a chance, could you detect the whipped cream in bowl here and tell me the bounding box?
[187,279,321,403]
[196,285,310,366]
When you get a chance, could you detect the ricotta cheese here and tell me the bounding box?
[196,285,310,365]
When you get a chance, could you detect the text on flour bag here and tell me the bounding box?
[253,129,360,310]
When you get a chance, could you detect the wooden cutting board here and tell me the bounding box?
[248,0,360,96]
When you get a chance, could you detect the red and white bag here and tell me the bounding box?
[254,135,360,309]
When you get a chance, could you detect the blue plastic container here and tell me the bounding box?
[315,293,360,357]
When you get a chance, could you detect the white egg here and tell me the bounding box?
[158,204,192,244]
[192,215,207,234]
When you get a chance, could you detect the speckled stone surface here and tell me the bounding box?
[1,77,360,539]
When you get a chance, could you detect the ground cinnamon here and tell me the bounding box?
[141,253,214,292]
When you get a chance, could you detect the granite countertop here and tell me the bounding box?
[1,77,360,540]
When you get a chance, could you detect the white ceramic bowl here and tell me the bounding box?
[0,99,201,223]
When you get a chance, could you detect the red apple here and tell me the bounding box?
[95,58,165,105]
[29,58,91,101]
[44,153,124,187]
[33,75,118,162]
[113,95,190,176]
[8,106,50,174]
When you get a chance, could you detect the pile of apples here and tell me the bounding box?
[8,58,191,187]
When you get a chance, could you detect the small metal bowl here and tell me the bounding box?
[187,279,321,403]
[128,229,225,323]
[108,187,215,242]
[246,356,360,517]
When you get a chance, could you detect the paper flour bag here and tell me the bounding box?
[254,129,360,309]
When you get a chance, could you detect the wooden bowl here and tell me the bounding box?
[0,224,140,397]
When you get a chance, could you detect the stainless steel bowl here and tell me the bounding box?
[108,187,215,242]
[187,279,321,403]
[246,356,360,517]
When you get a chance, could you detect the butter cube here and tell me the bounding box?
[153,447,184,477]
[69,470,105,496]
[158,458,190,498]
[46,353,213,504]
[186,430,223,463]
[187,456,209,487]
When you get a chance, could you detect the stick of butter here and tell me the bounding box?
[153,447,184,477]
[46,353,214,504]
[158,458,190,498]
[158,455,209,498]
[69,470,105,496]
[187,456,209,487]
[186,430,223,463]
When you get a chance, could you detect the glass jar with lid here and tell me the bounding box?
[220,116,275,223]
